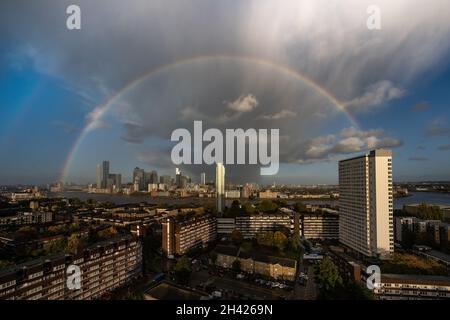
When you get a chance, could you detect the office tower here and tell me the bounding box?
[160,175,171,185]
[96,164,102,188]
[179,175,188,189]
[144,171,152,186]
[201,172,206,185]
[133,167,145,191]
[133,176,140,192]
[216,163,225,213]
[96,160,110,188]
[150,170,158,184]
[108,173,121,192]
[339,149,394,259]
[175,168,181,188]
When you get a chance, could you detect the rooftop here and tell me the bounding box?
[144,282,208,300]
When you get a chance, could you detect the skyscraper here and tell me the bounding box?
[150,170,159,184]
[107,173,122,192]
[133,167,145,191]
[216,163,225,213]
[339,149,394,260]
[96,160,110,189]
[201,172,206,185]
[160,175,172,185]
[175,168,181,188]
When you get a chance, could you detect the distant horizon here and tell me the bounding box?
[1,1,450,186]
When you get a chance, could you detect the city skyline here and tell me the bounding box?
[1,1,450,185]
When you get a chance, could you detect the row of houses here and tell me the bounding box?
[215,245,297,281]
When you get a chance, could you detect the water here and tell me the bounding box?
[49,191,209,206]
[394,192,450,209]
[51,191,450,209]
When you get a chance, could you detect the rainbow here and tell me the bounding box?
[59,54,358,182]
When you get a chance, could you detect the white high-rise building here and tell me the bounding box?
[339,149,394,260]
[216,163,225,213]
[201,172,206,185]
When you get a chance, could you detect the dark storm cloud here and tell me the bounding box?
[2,0,450,182]
[283,128,403,164]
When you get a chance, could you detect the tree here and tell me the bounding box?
[203,201,216,213]
[47,225,66,235]
[17,226,37,240]
[65,234,87,254]
[44,238,67,254]
[338,283,375,300]
[293,202,307,213]
[69,198,81,206]
[0,260,12,270]
[256,232,275,247]
[97,226,118,240]
[242,203,255,214]
[416,203,442,220]
[232,259,241,273]
[273,231,288,252]
[227,200,242,216]
[231,229,243,246]
[257,200,278,213]
[173,256,192,285]
[401,225,416,249]
[209,252,218,265]
[315,257,343,292]
[263,232,274,247]
[290,234,301,251]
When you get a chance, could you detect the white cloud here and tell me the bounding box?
[226,94,259,113]
[299,127,402,161]
[262,109,297,120]
[344,80,405,112]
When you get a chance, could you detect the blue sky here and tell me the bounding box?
[0,0,449,185]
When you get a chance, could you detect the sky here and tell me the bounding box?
[0,0,450,185]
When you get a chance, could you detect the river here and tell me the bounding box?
[50,191,450,209]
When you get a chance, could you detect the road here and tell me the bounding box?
[292,264,318,300]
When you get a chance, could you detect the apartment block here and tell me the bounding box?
[339,149,394,259]
[374,274,450,300]
[217,213,296,238]
[328,245,450,300]
[162,214,217,256]
[0,236,142,300]
[301,213,339,240]
[0,211,53,226]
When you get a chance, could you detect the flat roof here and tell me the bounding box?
[145,282,208,300]
[339,149,392,163]
[381,273,450,286]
